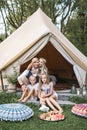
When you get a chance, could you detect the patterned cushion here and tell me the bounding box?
[71,103,87,118]
[0,103,34,121]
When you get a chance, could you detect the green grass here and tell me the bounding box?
[70,96,87,104]
[0,92,87,130]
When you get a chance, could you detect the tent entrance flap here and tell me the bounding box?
[21,40,77,83]
[19,35,86,87]
[37,41,76,80]
[19,34,50,66]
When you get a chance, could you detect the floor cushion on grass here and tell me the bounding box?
[71,103,87,118]
[0,103,34,121]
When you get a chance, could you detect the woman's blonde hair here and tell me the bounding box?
[39,58,46,64]
[39,58,48,75]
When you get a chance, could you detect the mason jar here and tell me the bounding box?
[71,84,77,94]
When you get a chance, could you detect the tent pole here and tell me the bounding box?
[0,71,4,91]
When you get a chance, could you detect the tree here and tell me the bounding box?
[58,0,81,33]
[0,0,77,35]
[0,0,8,38]
[65,0,87,56]
[0,0,40,36]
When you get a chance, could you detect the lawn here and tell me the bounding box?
[0,92,87,130]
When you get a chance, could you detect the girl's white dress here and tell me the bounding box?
[41,83,58,99]
[27,83,39,92]
[27,83,39,100]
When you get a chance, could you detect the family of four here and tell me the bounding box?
[17,57,63,113]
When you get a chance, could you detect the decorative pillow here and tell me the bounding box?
[71,103,87,118]
[0,103,34,121]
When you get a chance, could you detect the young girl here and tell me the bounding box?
[38,74,63,113]
[17,75,39,102]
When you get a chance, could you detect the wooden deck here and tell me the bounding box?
[54,82,79,91]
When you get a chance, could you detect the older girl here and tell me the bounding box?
[38,74,63,113]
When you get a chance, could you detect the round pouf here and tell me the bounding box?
[71,103,87,118]
[0,103,34,121]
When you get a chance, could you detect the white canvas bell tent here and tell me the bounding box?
[0,8,87,90]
